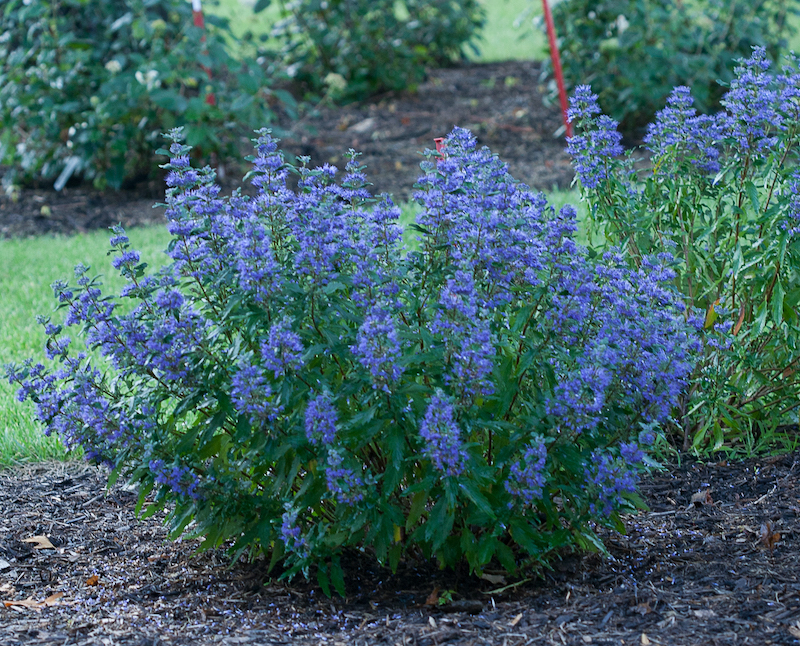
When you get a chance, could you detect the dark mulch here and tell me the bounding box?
[0,60,573,239]
[2,453,800,645]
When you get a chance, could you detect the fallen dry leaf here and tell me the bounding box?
[424,585,440,606]
[759,521,780,552]
[43,592,64,606]
[21,535,55,549]
[690,489,713,507]
[85,574,99,586]
[641,634,651,646]
[2,592,62,612]
[480,572,506,585]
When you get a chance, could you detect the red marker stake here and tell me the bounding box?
[191,0,216,106]
[541,0,572,138]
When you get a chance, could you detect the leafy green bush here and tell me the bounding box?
[0,0,283,191]
[544,0,798,137]
[271,0,485,100]
[7,128,697,589]
[568,49,800,450]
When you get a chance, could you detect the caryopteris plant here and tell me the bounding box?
[7,128,698,593]
[568,47,800,451]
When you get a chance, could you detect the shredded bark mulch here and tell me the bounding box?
[2,453,800,645]
[0,60,573,239]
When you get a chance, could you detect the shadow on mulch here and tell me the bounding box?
[0,60,573,240]
[2,452,800,645]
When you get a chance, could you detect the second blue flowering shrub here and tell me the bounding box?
[7,128,697,591]
[568,48,800,451]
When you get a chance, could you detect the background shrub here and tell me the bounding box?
[7,128,697,588]
[544,0,799,137]
[272,0,485,100]
[568,49,800,450]
[0,0,284,191]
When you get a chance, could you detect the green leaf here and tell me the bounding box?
[772,278,785,327]
[406,489,429,529]
[330,560,346,597]
[316,565,331,597]
[745,181,760,213]
[494,541,517,574]
[459,481,496,520]
[149,89,188,114]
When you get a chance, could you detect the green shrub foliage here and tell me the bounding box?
[7,128,698,591]
[545,0,798,137]
[568,49,800,450]
[272,0,485,100]
[0,0,282,190]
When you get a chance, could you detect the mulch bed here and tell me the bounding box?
[0,60,573,239]
[2,453,799,645]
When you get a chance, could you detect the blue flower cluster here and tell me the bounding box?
[586,443,644,516]
[149,459,200,500]
[566,86,624,189]
[505,438,547,505]
[305,392,337,445]
[418,390,465,476]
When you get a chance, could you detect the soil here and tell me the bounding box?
[2,453,800,645]
[0,60,573,238]
[3,60,799,645]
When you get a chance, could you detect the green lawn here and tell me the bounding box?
[0,226,171,465]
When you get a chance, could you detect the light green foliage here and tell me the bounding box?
[545,0,800,137]
[213,0,544,63]
[0,0,283,191]
[271,0,486,100]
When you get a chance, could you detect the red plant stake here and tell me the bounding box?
[191,0,216,106]
[541,0,572,138]
[434,137,446,157]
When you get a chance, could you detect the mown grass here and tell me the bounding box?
[0,189,584,465]
[0,226,172,465]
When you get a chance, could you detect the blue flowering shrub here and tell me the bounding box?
[6,128,698,592]
[568,48,800,451]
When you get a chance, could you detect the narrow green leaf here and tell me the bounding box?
[459,481,496,520]
[316,566,331,597]
[406,490,429,530]
[330,560,346,597]
[745,181,760,213]
[772,278,785,327]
